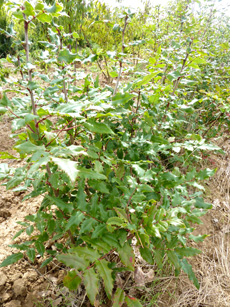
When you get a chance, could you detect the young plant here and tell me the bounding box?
[0,1,223,306]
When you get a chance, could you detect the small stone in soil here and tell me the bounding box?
[0,272,7,288]
[13,278,27,297]
[4,300,22,307]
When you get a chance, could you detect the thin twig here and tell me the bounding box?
[114,15,129,95]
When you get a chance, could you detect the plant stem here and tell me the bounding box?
[114,15,128,96]
[172,38,193,95]
[23,14,39,136]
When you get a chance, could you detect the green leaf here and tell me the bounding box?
[195,197,212,209]
[58,48,77,64]
[102,233,121,248]
[80,218,97,234]
[37,13,52,23]
[52,157,79,183]
[0,93,11,106]
[65,211,85,230]
[107,217,127,228]
[35,241,45,256]
[109,71,119,78]
[46,2,63,15]
[84,121,114,134]
[13,229,25,240]
[112,287,125,307]
[180,259,200,289]
[140,247,154,265]
[57,253,89,270]
[23,1,35,16]
[6,176,24,190]
[189,234,208,243]
[89,180,109,194]
[196,168,215,180]
[92,224,107,239]
[27,248,35,263]
[112,93,133,106]
[0,0,4,9]
[26,225,34,236]
[167,250,180,270]
[78,167,107,180]
[0,253,23,268]
[175,247,201,258]
[199,143,220,151]
[84,268,99,305]
[63,271,81,290]
[125,296,143,307]
[135,72,159,88]
[35,2,44,10]
[47,195,73,213]
[40,257,53,268]
[69,247,100,262]
[0,152,17,160]
[0,106,6,114]
[96,259,113,297]
[0,163,9,179]
[117,242,135,271]
[15,141,45,154]
[13,10,24,19]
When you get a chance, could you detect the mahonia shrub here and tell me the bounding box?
[0,1,223,306]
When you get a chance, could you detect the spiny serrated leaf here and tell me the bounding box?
[52,157,79,183]
[96,259,113,297]
[167,250,180,270]
[0,253,23,268]
[189,234,208,243]
[117,242,135,271]
[15,141,45,154]
[175,247,201,258]
[69,247,100,262]
[84,268,99,305]
[57,253,90,270]
[79,218,97,234]
[140,247,154,265]
[91,224,107,239]
[63,270,82,290]
[78,167,107,180]
[47,195,73,213]
[58,48,77,64]
[112,287,125,307]
[195,197,212,209]
[125,296,143,307]
[107,217,127,227]
[84,121,114,134]
[65,211,85,230]
[180,258,200,289]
